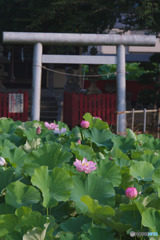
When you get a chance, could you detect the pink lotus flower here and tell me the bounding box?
[94,116,102,120]
[54,127,67,134]
[125,187,138,199]
[36,127,41,135]
[73,158,97,174]
[45,122,59,130]
[0,157,7,166]
[81,120,89,129]
[77,139,81,144]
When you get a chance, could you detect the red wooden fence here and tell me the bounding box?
[84,80,153,102]
[63,92,116,127]
[0,90,28,121]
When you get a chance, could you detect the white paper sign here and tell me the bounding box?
[9,93,24,113]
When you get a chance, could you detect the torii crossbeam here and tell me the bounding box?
[2,32,156,133]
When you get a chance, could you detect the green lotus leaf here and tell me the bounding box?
[97,159,122,187]
[133,198,146,214]
[0,204,16,214]
[71,143,96,160]
[111,134,136,153]
[70,174,115,213]
[126,129,138,141]
[15,120,58,144]
[15,121,42,138]
[146,154,160,169]
[119,172,133,189]
[109,148,130,169]
[142,208,160,234]
[81,195,115,224]
[83,112,109,130]
[118,203,141,230]
[110,148,130,168]
[0,138,16,151]
[9,134,25,148]
[45,131,58,142]
[21,127,39,141]
[0,167,21,194]
[130,150,144,160]
[0,207,53,238]
[83,127,113,150]
[31,166,73,208]
[50,201,76,223]
[139,194,160,210]
[82,113,96,128]
[0,133,10,142]
[1,146,27,174]
[153,169,160,189]
[107,221,131,234]
[15,207,48,234]
[0,118,19,134]
[114,158,131,169]
[57,120,69,130]
[2,231,22,240]
[87,227,114,240]
[0,214,18,237]
[137,134,160,150]
[5,181,41,208]
[72,126,81,140]
[141,193,157,207]
[110,148,130,160]
[56,232,78,240]
[23,142,73,176]
[0,131,22,149]
[60,215,91,233]
[130,160,154,181]
[131,149,160,169]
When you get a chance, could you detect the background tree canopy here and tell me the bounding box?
[0,0,160,36]
[137,54,160,108]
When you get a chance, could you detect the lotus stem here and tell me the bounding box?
[47,208,49,216]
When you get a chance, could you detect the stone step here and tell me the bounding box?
[40,115,57,122]
[28,101,58,107]
[28,105,58,111]
[40,110,58,116]
[28,96,59,122]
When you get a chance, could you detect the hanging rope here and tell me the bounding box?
[34,64,118,78]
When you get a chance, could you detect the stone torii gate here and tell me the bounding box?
[2,32,156,133]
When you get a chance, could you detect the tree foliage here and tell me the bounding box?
[137,54,160,108]
[118,0,160,34]
[0,0,120,34]
[0,0,160,36]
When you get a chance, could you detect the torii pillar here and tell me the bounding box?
[2,32,156,133]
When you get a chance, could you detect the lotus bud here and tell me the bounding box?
[36,127,41,135]
[125,187,138,199]
[0,157,7,166]
[81,120,89,129]
[77,139,81,144]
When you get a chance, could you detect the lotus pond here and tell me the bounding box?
[0,113,160,239]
